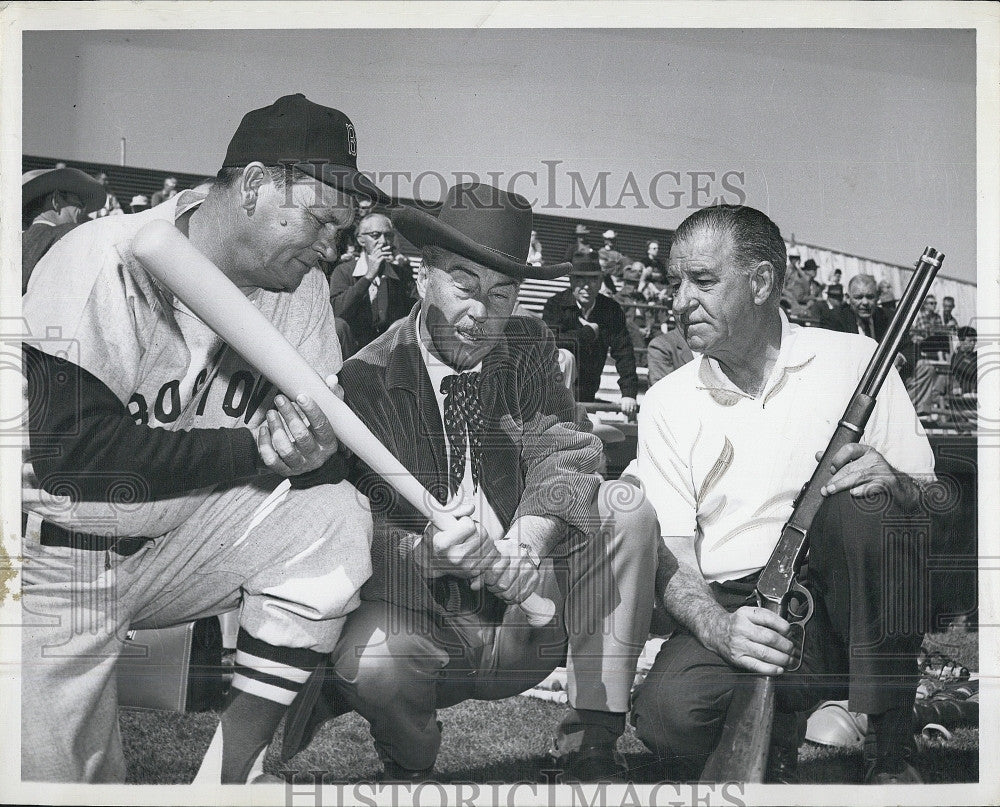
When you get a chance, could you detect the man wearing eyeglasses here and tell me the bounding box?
[329,211,418,356]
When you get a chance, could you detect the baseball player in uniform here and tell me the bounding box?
[21,94,388,783]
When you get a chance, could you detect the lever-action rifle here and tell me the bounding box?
[699,246,944,782]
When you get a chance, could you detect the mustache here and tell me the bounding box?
[456,324,488,339]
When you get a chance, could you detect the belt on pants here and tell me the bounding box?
[22,511,152,557]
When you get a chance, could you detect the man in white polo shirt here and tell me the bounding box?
[625,205,935,784]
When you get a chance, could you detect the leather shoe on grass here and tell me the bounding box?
[551,744,627,782]
[378,761,437,783]
[865,760,923,784]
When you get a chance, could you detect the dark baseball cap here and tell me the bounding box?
[223,94,390,204]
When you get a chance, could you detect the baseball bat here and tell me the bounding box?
[132,219,556,627]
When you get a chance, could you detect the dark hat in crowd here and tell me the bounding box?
[802,258,819,271]
[570,253,603,277]
[390,183,572,280]
[826,283,844,298]
[575,224,590,236]
[22,168,105,215]
[223,93,390,204]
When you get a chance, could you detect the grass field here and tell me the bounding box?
[119,629,979,785]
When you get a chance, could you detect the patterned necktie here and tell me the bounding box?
[440,371,484,496]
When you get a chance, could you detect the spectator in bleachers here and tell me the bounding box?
[597,229,627,296]
[801,257,819,284]
[646,325,693,387]
[527,229,544,265]
[842,274,915,380]
[616,259,651,343]
[844,274,888,340]
[328,211,417,357]
[542,253,639,414]
[562,223,594,262]
[877,279,898,316]
[814,282,850,331]
[942,296,958,331]
[950,326,977,396]
[619,260,645,299]
[781,251,812,319]
[90,172,123,218]
[129,194,150,214]
[637,239,673,332]
[830,268,842,286]
[905,294,949,415]
[598,229,628,277]
[639,239,666,286]
[910,294,945,355]
[805,278,827,321]
[151,176,179,207]
[21,167,105,293]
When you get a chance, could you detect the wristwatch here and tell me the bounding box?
[518,542,542,571]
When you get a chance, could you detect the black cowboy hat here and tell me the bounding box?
[22,168,106,215]
[390,183,572,280]
[570,253,604,277]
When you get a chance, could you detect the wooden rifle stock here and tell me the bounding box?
[700,247,944,782]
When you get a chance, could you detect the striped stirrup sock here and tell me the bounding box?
[230,630,319,705]
[217,629,324,783]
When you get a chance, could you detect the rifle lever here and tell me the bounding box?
[783,581,813,672]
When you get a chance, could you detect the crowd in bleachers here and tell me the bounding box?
[21,161,978,431]
[532,225,978,430]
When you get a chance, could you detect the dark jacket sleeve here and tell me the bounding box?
[328,260,374,319]
[645,335,672,388]
[542,292,598,353]
[24,344,345,500]
[604,301,639,398]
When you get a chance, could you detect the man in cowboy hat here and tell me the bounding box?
[21,166,106,292]
[21,93,388,784]
[543,253,640,415]
[563,222,595,262]
[282,182,659,782]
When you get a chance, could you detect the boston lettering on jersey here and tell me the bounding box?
[126,343,274,428]
[128,372,274,426]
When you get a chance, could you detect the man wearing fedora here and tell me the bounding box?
[563,222,595,262]
[542,254,640,415]
[21,166,106,293]
[282,183,659,782]
[21,94,388,783]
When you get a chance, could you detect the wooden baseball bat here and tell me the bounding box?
[132,219,556,627]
